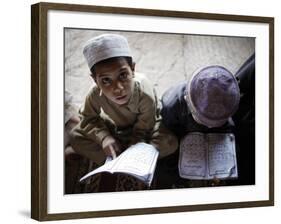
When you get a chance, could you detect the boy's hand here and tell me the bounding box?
[102,136,121,159]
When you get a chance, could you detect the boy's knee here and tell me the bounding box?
[69,129,89,155]
[151,131,179,158]
[69,129,79,150]
[158,134,178,158]
[151,121,179,158]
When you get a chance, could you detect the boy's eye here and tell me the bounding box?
[101,78,112,85]
[119,72,128,81]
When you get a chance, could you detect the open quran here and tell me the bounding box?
[179,133,238,180]
[80,143,159,186]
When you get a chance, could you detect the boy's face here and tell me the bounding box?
[93,57,135,105]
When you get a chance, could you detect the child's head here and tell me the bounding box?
[83,34,135,105]
[186,65,240,128]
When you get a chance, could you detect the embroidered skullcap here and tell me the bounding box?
[187,65,240,128]
[83,34,132,70]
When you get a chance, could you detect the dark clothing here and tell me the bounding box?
[233,54,255,137]
[232,54,255,185]
[160,82,235,138]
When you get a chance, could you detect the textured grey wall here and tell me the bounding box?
[65,29,255,107]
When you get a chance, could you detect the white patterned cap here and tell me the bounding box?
[83,34,132,70]
[187,65,240,128]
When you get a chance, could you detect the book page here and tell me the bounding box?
[207,133,237,178]
[179,133,206,179]
[79,143,159,185]
[79,158,118,182]
[114,143,159,179]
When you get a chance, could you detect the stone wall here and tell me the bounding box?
[65,29,255,107]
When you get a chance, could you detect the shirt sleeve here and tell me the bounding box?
[130,92,156,145]
[75,89,111,145]
[160,85,185,137]
[160,98,181,136]
[129,74,158,145]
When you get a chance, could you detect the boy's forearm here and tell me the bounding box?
[77,117,112,146]
[78,91,113,145]
[130,102,156,145]
[129,121,154,145]
[129,132,148,145]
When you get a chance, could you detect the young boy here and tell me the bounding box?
[159,65,241,187]
[70,34,178,166]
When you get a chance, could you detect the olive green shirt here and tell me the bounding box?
[76,73,159,146]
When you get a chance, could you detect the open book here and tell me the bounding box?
[80,143,159,186]
[179,133,238,180]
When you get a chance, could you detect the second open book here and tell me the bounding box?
[179,133,238,180]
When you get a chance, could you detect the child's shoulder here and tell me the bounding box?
[134,72,150,83]
[134,72,154,95]
[85,85,100,100]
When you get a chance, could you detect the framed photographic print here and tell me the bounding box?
[31,2,274,221]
